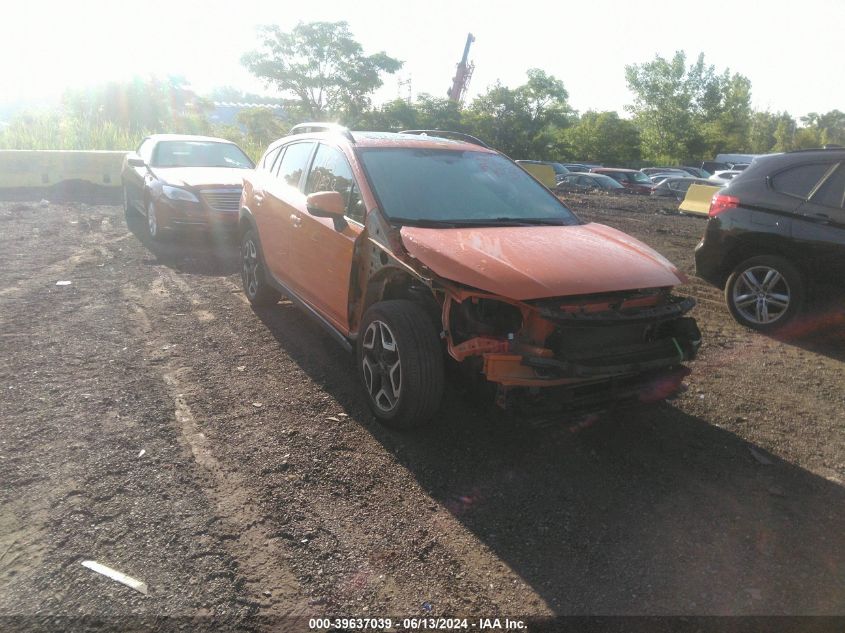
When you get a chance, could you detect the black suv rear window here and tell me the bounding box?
[811,164,845,209]
[771,163,832,198]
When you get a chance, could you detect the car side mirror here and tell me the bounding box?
[306,191,347,230]
[128,156,146,167]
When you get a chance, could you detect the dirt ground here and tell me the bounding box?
[0,193,843,631]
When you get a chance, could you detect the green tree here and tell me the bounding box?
[242,21,402,122]
[701,73,752,155]
[772,113,798,152]
[62,76,211,134]
[565,111,641,165]
[465,69,573,158]
[236,107,288,148]
[800,110,845,146]
[625,51,752,163]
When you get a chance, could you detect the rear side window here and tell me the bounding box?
[276,142,315,189]
[261,146,283,172]
[811,164,845,209]
[771,163,832,198]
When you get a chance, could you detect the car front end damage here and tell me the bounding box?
[439,282,700,409]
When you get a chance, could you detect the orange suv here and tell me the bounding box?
[239,124,701,428]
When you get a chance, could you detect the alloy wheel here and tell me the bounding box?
[731,265,791,325]
[242,237,259,299]
[147,201,158,238]
[361,320,402,413]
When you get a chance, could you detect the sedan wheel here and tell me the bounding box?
[725,255,803,331]
[146,200,159,240]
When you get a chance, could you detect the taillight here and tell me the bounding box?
[709,193,740,217]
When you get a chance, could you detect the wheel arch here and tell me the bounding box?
[720,235,807,287]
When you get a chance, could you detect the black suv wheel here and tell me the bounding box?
[725,255,804,330]
[357,300,444,429]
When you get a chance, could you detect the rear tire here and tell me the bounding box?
[357,300,444,429]
[241,229,280,306]
[725,255,803,331]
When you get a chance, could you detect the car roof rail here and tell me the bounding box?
[785,145,845,154]
[288,122,355,143]
[399,129,491,149]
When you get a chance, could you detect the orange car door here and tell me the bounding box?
[290,143,364,333]
[254,141,316,287]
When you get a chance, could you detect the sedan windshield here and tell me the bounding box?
[359,148,580,226]
[151,141,253,169]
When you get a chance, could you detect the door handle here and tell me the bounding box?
[290,214,301,227]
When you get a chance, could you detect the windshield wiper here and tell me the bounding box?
[389,218,461,228]
[390,217,568,228]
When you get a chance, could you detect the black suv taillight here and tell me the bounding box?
[709,193,740,217]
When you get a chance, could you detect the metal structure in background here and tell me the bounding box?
[447,33,475,103]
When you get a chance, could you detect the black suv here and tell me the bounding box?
[695,148,845,330]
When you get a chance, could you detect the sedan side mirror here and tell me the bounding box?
[127,156,146,167]
[306,191,347,230]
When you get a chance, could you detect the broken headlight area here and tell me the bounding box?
[443,289,700,396]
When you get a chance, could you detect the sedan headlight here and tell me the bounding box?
[162,185,199,203]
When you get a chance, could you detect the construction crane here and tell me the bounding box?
[447,33,475,103]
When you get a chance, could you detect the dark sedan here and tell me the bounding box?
[651,177,714,200]
[555,173,628,194]
[122,134,254,240]
[590,168,653,195]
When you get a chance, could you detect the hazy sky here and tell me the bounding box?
[2,0,841,119]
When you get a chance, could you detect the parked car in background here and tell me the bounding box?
[649,173,685,185]
[561,163,595,173]
[239,124,700,428]
[122,134,254,240]
[710,170,743,184]
[555,173,628,194]
[591,168,653,194]
[641,167,689,177]
[695,147,845,330]
[515,160,570,183]
[651,177,715,200]
[680,166,712,178]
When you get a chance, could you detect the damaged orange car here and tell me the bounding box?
[239,124,701,428]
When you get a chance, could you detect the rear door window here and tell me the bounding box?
[261,146,283,172]
[276,142,315,189]
[771,163,834,198]
[809,164,845,209]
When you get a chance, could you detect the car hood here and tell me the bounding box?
[400,223,686,300]
[153,167,248,188]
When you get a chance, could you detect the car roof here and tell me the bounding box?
[592,167,638,173]
[145,133,239,144]
[268,130,496,154]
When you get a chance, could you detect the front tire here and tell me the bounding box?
[357,300,444,429]
[146,200,164,241]
[241,229,280,306]
[725,255,804,330]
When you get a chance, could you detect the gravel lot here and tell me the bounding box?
[0,194,843,630]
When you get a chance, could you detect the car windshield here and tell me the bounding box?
[151,141,253,169]
[358,148,580,227]
[550,163,569,175]
[629,172,652,184]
